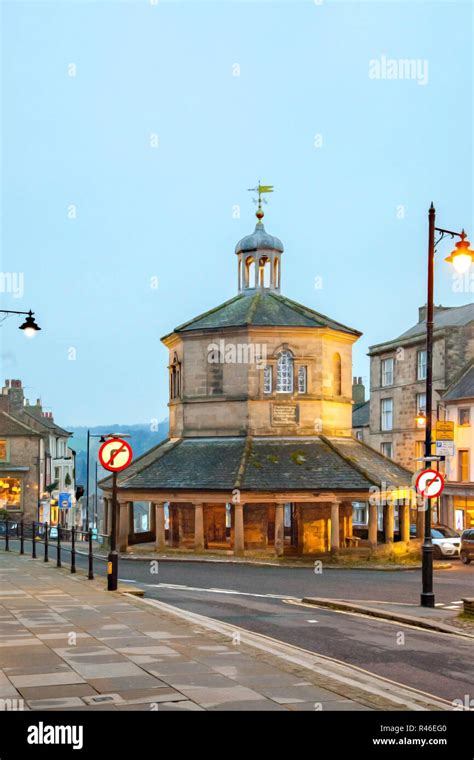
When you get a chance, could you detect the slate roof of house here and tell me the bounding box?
[164,292,361,337]
[0,411,40,437]
[443,361,474,401]
[352,401,370,428]
[21,408,71,437]
[99,435,412,492]
[369,302,474,354]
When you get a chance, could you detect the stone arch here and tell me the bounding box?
[332,352,342,396]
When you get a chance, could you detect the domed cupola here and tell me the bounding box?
[235,184,284,293]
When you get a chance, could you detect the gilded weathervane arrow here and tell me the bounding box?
[247,181,274,221]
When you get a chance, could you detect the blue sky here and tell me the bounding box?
[1,0,472,426]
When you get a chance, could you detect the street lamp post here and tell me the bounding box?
[0,309,41,336]
[85,432,106,530]
[421,204,474,608]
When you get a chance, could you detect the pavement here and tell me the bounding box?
[301,597,474,637]
[0,552,454,712]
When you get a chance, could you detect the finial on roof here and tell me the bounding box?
[247,181,274,224]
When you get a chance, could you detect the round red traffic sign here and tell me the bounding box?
[415,469,445,499]
[98,438,133,472]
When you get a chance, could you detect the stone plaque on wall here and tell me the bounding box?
[271,403,298,426]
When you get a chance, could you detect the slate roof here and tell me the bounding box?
[0,411,40,437]
[443,361,474,401]
[165,292,361,337]
[99,435,412,493]
[352,400,370,428]
[21,408,71,437]
[369,302,474,354]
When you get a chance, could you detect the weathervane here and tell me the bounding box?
[247,181,273,221]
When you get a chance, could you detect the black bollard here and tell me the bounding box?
[88,529,94,580]
[71,527,76,574]
[57,525,61,568]
[32,521,36,559]
[20,520,24,555]
[5,520,9,552]
[44,522,49,563]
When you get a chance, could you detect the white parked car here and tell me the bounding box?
[431,525,461,558]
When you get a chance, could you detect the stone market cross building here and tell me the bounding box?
[100,204,413,557]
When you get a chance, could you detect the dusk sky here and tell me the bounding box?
[2,0,472,427]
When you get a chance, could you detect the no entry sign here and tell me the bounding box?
[99,438,133,472]
[415,469,445,499]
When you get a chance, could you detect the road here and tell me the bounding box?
[7,542,474,703]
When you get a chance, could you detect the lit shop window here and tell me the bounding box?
[0,478,22,509]
[0,440,7,462]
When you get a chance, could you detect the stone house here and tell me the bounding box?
[368,303,474,471]
[0,380,75,524]
[440,360,474,531]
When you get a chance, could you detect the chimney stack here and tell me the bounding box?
[352,376,366,405]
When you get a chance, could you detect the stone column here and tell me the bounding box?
[400,501,410,543]
[154,502,166,551]
[194,502,205,551]
[128,501,134,538]
[149,501,156,534]
[330,500,340,553]
[274,503,284,557]
[118,501,130,552]
[384,501,394,544]
[368,502,378,549]
[234,503,244,555]
[445,495,455,529]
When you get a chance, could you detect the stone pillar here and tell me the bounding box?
[274,503,284,557]
[330,500,340,553]
[194,502,205,551]
[384,501,394,544]
[400,501,410,543]
[128,501,134,538]
[154,502,166,551]
[149,501,156,534]
[234,503,244,555]
[445,495,455,529]
[368,502,378,549]
[118,501,130,552]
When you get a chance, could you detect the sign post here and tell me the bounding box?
[98,438,133,592]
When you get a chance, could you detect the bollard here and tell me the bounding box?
[57,525,62,568]
[71,527,76,574]
[32,521,36,559]
[20,520,24,555]
[44,522,49,563]
[88,529,94,580]
[5,520,9,552]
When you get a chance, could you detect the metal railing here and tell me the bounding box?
[0,519,96,579]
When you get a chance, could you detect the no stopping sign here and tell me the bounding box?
[98,438,133,472]
[415,469,445,499]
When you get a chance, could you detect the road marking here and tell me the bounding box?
[144,582,293,600]
[306,619,319,623]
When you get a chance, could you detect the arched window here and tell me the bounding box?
[238,258,242,289]
[259,256,271,288]
[273,257,279,288]
[276,351,294,393]
[245,257,255,288]
[333,352,342,396]
[170,353,181,400]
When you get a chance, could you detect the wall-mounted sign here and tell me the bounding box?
[59,492,72,509]
[271,404,298,426]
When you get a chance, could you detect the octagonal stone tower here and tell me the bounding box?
[162,208,361,439]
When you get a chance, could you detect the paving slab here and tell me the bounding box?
[0,551,452,712]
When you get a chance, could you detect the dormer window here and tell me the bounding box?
[276,351,293,393]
